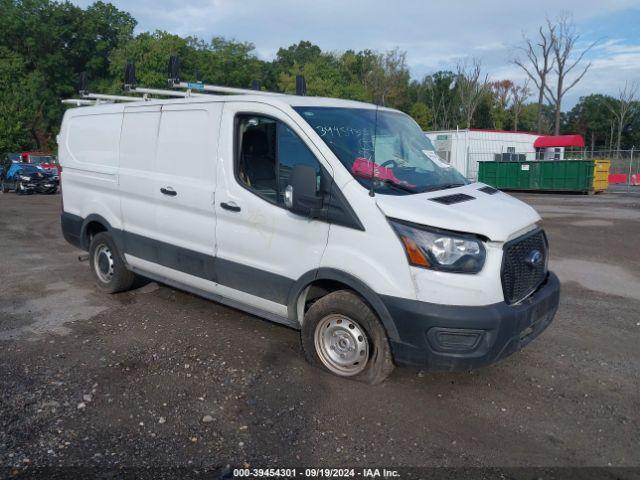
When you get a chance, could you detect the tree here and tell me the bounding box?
[510,80,531,131]
[363,48,409,108]
[514,22,556,133]
[607,81,638,153]
[0,47,44,151]
[490,80,514,129]
[409,102,432,130]
[409,71,460,130]
[544,15,598,135]
[0,0,135,149]
[274,41,323,70]
[456,59,489,129]
[566,94,616,150]
[194,37,265,88]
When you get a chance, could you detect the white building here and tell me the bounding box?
[425,129,540,180]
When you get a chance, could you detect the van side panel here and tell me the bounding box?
[153,104,221,256]
[118,105,162,241]
[59,110,123,229]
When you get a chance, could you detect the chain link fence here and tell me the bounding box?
[464,148,638,192]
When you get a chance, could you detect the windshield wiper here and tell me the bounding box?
[375,178,418,194]
[420,183,466,193]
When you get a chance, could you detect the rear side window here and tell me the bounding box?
[236,114,320,206]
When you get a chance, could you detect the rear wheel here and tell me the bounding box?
[301,290,394,384]
[88,232,136,293]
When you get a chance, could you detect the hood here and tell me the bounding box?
[375,183,541,242]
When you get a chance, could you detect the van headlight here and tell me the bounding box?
[389,219,486,273]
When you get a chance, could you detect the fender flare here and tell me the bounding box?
[80,214,125,253]
[287,267,400,342]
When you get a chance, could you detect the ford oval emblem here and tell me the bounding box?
[525,250,543,267]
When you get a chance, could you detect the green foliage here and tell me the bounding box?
[565,94,616,148]
[409,71,460,130]
[409,102,432,130]
[0,0,626,153]
[0,0,135,149]
[107,31,190,89]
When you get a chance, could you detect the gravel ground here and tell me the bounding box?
[0,192,639,477]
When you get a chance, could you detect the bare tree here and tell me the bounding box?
[514,23,556,133]
[364,48,409,107]
[456,58,490,129]
[607,81,638,153]
[491,80,514,110]
[510,80,531,131]
[544,15,598,135]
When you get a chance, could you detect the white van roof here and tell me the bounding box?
[63,93,398,116]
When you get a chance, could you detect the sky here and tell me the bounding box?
[72,0,640,110]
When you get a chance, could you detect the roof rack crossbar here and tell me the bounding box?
[132,87,213,98]
[83,93,144,102]
[62,99,98,106]
[173,81,283,96]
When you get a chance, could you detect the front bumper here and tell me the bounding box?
[382,272,560,370]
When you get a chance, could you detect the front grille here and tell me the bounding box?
[501,229,548,304]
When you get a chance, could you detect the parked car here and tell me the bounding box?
[58,93,560,384]
[20,151,60,175]
[1,162,59,194]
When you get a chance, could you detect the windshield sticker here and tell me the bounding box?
[422,150,451,168]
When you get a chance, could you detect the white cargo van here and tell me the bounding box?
[58,93,559,383]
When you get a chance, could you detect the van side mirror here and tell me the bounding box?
[285,164,322,217]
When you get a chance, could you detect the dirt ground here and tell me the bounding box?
[1,191,639,476]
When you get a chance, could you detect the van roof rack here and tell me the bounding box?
[61,57,308,107]
[61,98,97,106]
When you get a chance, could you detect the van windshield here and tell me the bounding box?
[293,107,468,195]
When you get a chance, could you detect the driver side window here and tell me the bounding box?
[236,114,321,206]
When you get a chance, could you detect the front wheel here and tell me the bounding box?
[88,232,136,293]
[301,290,394,384]
[0,180,8,193]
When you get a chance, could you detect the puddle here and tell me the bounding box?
[569,219,614,227]
[551,258,640,301]
[0,281,107,340]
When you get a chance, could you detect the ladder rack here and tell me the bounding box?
[61,99,97,106]
[61,56,307,107]
[171,81,282,96]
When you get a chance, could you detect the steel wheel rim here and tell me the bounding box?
[314,314,369,376]
[94,244,115,283]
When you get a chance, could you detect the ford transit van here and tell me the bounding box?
[59,94,560,384]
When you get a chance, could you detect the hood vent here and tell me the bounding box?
[429,193,475,205]
[478,186,499,195]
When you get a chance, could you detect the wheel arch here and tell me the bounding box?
[80,214,124,253]
[287,268,400,342]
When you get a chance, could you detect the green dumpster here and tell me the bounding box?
[478,160,595,193]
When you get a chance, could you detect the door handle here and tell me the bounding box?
[220,201,241,212]
[160,187,177,197]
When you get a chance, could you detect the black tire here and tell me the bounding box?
[0,180,8,193]
[15,182,24,195]
[88,232,136,293]
[301,290,394,384]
